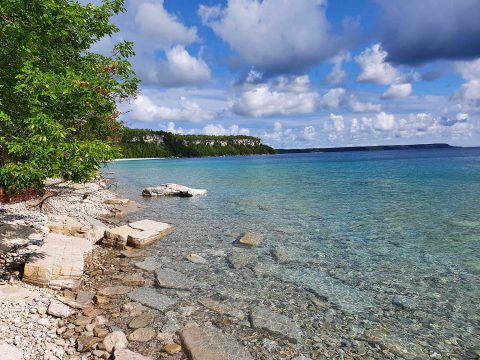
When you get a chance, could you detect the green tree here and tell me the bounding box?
[0,0,138,193]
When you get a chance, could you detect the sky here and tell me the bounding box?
[86,0,480,148]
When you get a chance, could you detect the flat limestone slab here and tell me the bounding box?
[127,288,178,312]
[180,326,253,360]
[23,233,92,288]
[250,307,303,343]
[142,183,207,197]
[104,220,173,249]
[0,285,38,301]
[154,268,194,290]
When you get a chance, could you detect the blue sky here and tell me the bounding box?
[87,0,480,148]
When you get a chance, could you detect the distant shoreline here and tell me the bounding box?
[276,143,459,154]
[113,157,167,161]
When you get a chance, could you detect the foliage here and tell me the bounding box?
[120,128,276,158]
[0,0,138,193]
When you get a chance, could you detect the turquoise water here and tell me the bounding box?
[108,148,480,358]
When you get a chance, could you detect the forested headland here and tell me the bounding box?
[119,128,276,158]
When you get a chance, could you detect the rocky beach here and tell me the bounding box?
[0,173,478,360]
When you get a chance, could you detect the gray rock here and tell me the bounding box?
[250,307,303,343]
[142,184,207,197]
[154,268,194,290]
[180,326,253,360]
[103,331,128,353]
[185,253,207,264]
[114,348,153,360]
[128,327,155,342]
[75,291,94,304]
[47,300,74,318]
[129,313,155,329]
[392,295,417,310]
[134,257,158,272]
[127,288,178,312]
[226,252,256,269]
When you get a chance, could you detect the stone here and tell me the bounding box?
[134,257,158,271]
[128,327,155,342]
[185,253,207,264]
[142,183,207,197]
[270,246,292,263]
[98,286,132,296]
[76,335,100,352]
[23,233,92,288]
[104,198,130,205]
[47,300,75,318]
[76,291,94,304]
[154,268,194,290]
[226,252,256,269]
[163,343,182,355]
[94,327,109,338]
[179,326,253,360]
[103,331,128,353]
[114,348,153,360]
[199,297,245,319]
[392,295,417,310]
[0,343,24,360]
[0,285,38,301]
[250,307,303,343]
[103,220,173,249]
[129,313,155,329]
[122,274,145,287]
[236,233,262,247]
[127,288,178,312]
[94,295,109,305]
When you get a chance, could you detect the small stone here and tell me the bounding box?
[114,348,153,360]
[74,315,92,326]
[185,253,207,264]
[129,313,155,329]
[236,233,262,247]
[94,326,109,338]
[103,331,128,353]
[392,295,417,310]
[38,318,50,327]
[47,300,74,318]
[163,343,182,355]
[94,295,109,305]
[128,327,155,342]
[75,291,94,304]
[92,350,105,357]
[122,274,145,287]
[76,335,100,352]
[226,252,256,269]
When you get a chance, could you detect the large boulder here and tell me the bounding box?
[23,233,92,288]
[142,183,207,197]
[103,220,173,249]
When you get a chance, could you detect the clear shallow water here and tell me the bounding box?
[108,148,480,358]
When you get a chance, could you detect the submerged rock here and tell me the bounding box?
[127,288,178,311]
[128,327,155,342]
[235,233,262,247]
[142,183,207,197]
[179,326,253,360]
[155,268,194,290]
[226,252,257,269]
[186,253,208,264]
[129,313,155,329]
[250,307,303,343]
[392,295,417,310]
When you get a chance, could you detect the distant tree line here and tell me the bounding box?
[120,128,276,158]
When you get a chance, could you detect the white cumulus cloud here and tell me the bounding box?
[146,45,211,87]
[131,95,214,123]
[382,83,412,99]
[232,76,318,117]
[325,51,351,85]
[321,88,346,109]
[199,0,342,72]
[356,43,398,85]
